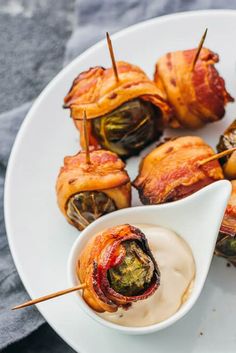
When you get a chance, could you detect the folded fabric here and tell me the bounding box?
[0,103,45,350]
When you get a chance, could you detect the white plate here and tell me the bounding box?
[4,9,236,353]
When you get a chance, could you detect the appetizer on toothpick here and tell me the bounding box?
[56,111,131,230]
[216,180,236,265]
[133,136,224,204]
[56,148,131,230]
[64,33,171,158]
[12,224,160,313]
[217,119,236,179]
[78,224,160,312]
[154,30,234,129]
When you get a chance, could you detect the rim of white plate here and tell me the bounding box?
[4,9,236,351]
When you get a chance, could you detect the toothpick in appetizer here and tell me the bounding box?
[216,180,236,266]
[63,34,171,158]
[77,224,160,312]
[217,119,236,179]
[133,136,224,204]
[56,148,131,230]
[154,31,234,129]
[12,224,161,315]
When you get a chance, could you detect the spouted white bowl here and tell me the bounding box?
[68,180,231,335]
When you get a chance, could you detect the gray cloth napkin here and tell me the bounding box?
[1,0,236,351]
[0,103,45,350]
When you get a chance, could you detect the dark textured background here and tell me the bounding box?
[0,0,76,352]
[0,0,75,113]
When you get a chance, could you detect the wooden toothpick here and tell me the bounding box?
[83,110,91,164]
[12,283,86,310]
[106,32,119,82]
[198,147,236,166]
[191,28,208,71]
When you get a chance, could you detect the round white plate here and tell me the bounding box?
[5,10,236,353]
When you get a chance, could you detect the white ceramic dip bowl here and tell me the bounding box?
[68,180,231,335]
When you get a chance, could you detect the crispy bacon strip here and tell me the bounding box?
[56,149,131,224]
[64,61,171,121]
[64,61,172,148]
[217,180,236,264]
[154,48,234,129]
[77,224,160,313]
[220,195,236,236]
[217,119,236,179]
[133,136,224,204]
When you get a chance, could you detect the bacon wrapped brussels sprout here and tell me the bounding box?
[216,180,236,265]
[77,224,160,312]
[154,48,233,129]
[64,62,171,158]
[133,136,224,204]
[56,149,131,230]
[217,119,236,179]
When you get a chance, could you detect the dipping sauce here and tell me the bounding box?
[99,224,195,327]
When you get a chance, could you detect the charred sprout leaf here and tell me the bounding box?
[67,191,116,230]
[92,99,162,158]
[108,240,154,296]
[217,119,236,155]
[216,231,236,264]
[217,119,236,178]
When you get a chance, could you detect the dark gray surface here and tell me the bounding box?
[0,1,76,352]
[1,1,236,352]
[2,325,75,353]
[0,0,75,113]
[0,103,45,351]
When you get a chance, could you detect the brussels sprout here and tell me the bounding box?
[67,191,116,230]
[92,99,162,158]
[216,231,236,265]
[108,240,154,296]
[217,119,236,179]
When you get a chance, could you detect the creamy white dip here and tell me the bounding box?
[99,224,195,327]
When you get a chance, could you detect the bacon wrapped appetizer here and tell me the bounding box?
[216,180,236,265]
[56,149,131,230]
[64,61,171,158]
[154,48,234,129]
[217,119,236,179]
[77,224,160,312]
[133,136,224,204]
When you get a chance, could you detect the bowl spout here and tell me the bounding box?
[173,180,232,277]
[68,180,232,334]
